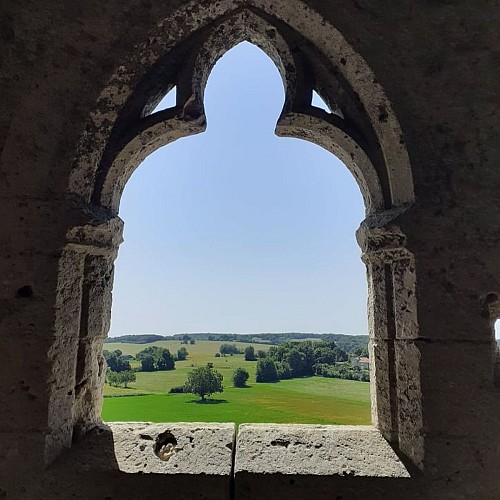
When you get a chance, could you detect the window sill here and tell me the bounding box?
[52,422,409,499]
[235,424,409,477]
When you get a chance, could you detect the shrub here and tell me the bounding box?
[168,386,185,394]
[244,346,256,361]
[177,347,188,361]
[232,367,249,387]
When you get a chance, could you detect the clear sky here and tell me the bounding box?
[108,42,368,337]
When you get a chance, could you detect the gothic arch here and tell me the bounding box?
[57,0,423,470]
[69,0,414,213]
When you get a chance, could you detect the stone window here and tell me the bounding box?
[53,0,422,475]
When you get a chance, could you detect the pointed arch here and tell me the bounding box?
[69,0,414,215]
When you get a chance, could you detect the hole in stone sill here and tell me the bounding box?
[16,285,33,298]
[154,430,178,461]
[271,439,290,447]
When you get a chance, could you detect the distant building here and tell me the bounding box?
[350,357,370,369]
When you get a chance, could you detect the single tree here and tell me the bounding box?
[106,370,136,387]
[257,350,266,358]
[120,370,136,388]
[244,345,256,361]
[184,365,223,401]
[232,367,249,387]
[256,358,279,382]
[106,370,120,386]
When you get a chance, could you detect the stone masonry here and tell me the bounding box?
[0,1,499,498]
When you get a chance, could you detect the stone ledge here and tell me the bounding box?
[108,422,235,474]
[57,422,235,475]
[235,424,409,477]
[48,422,411,500]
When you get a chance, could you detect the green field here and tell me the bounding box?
[102,340,371,425]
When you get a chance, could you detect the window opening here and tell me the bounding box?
[102,42,370,427]
[151,86,177,113]
[311,90,331,113]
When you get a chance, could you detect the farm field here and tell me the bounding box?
[102,339,371,425]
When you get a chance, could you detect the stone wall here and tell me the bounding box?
[1,1,499,498]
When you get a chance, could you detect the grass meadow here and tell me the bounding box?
[102,340,371,425]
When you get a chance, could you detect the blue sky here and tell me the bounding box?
[108,42,369,337]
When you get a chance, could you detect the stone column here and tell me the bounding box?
[357,209,424,469]
[45,216,123,463]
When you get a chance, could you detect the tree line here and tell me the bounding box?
[104,332,369,355]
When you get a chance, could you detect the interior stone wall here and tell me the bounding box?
[1,1,499,498]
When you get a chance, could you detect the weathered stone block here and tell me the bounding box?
[416,340,498,437]
[44,422,236,499]
[235,424,409,498]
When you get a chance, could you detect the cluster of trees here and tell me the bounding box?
[103,349,136,387]
[218,344,267,359]
[266,340,348,380]
[351,345,369,358]
[104,345,182,388]
[243,346,266,361]
[103,349,132,372]
[251,340,370,383]
[219,343,241,355]
[136,346,175,372]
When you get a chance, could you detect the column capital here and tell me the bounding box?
[66,210,124,255]
[356,204,412,263]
